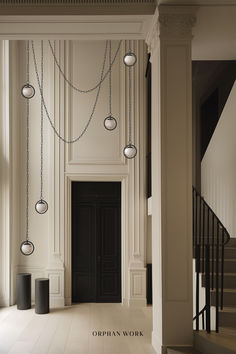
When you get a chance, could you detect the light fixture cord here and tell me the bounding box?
[40,40,44,200]
[109,40,112,116]
[31,40,108,144]
[48,39,121,94]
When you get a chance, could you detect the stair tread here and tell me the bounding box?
[220,306,236,313]
[211,288,236,293]
[219,327,236,336]
[195,330,236,352]
[167,347,202,354]
[200,258,236,261]
[202,272,236,275]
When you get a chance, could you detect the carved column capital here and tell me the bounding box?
[146,6,198,55]
[158,5,198,40]
[146,10,159,55]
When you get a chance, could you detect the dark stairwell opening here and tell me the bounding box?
[192,61,236,352]
[192,60,236,191]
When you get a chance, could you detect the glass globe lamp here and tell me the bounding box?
[20,240,34,256]
[123,144,137,159]
[104,116,117,131]
[21,84,35,99]
[35,199,48,214]
[123,52,137,67]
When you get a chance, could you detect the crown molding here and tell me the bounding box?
[0,15,153,39]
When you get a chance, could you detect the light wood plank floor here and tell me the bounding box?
[0,303,156,354]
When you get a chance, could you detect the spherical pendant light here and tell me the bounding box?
[20,240,34,256]
[35,199,48,214]
[104,116,117,131]
[123,144,137,159]
[21,84,35,99]
[123,52,137,67]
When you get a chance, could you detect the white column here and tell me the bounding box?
[146,6,197,352]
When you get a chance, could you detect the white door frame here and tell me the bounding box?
[64,174,129,306]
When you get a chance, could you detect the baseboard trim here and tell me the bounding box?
[0,297,10,307]
[122,298,129,307]
[50,297,65,308]
[65,297,72,306]
[128,298,147,307]
[152,330,164,354]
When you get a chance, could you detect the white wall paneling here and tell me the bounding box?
[66,40,125,166]
[3,39,148,308]
[129,269,147,307]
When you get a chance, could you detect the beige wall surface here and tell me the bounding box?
[202,81,236,238]
[192,6,236,60]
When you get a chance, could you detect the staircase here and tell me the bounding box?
[212,237,236,333]
[167,347,202,354]
[192,187,236,354]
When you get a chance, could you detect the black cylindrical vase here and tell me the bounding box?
[35,278,49,314]
[17,273,31,310]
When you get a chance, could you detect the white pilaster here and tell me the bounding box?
[127,40,147,307]
[46,40,65,308]
[146,6,197,352]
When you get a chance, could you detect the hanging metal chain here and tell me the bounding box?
[40,40,44,200]
[26,42,30,240]
[27,40,30,84]
[48,39,121,94]
[109,40,112,116]
[127,39,132,144]
[128,65,132,144]
[31,40,108,144]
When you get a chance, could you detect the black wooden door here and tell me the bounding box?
[72,182,121,303]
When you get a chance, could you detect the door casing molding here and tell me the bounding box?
[64,173,129,306]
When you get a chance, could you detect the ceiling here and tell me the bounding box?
[0,0,153,3]
[0,0,236,16]
[158,0,236,5]
[0,0,156,15]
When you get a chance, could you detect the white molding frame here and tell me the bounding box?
[64,173,129,306]
[0,15,153,40]
[66,40,127,166]
[128,268,147,307]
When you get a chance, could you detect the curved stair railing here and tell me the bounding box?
[193,186,230,333]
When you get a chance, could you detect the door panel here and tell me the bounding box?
[97,205,121,302]
[72,204,96,302]
[72,182,121,303]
